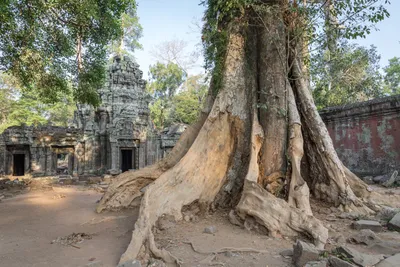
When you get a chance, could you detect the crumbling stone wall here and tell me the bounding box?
[0,126,83,176]
[320,95,400,176]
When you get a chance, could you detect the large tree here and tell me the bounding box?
[97,0,392,265]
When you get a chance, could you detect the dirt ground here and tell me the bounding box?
[1,182,399,267]
[0,185,137,267]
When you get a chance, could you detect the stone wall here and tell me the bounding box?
[320,95,400,176]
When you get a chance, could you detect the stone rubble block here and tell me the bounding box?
[336,246,384,267]
[292,240,320,267]
[376,253,400,267]
[304,260,328,267]
[352,220,382,232]
[328,256,356,267]
[388,212,400,231]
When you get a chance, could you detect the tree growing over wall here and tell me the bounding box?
[97,0,392,265]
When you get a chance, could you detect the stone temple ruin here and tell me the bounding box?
[0,56,185,177]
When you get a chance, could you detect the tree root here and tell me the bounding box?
[182,241,269,254]
[236,114,328,249]
[292,56,375,214]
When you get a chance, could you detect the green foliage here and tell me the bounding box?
[109,4,143,56]
[0,72,75,133]
[147,62,186,129]
[201,0,391,98]
[147,62,186,98]
[311,43,384,109]
[383,57,400,94]
[171,75,208,125]
[0,0,136,106]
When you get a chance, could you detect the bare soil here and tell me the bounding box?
[0,185,137,267]
[0,182,399,267]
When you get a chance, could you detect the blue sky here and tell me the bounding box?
[135,0,400,78]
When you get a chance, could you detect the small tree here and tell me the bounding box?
[383,57,400,95]
[147,62,186,129]
[312,43,384,109]
[171,75,208,124]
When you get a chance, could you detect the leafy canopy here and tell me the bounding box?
[311,43,384,109]
[0,0,137,106]
[0,72,75,133]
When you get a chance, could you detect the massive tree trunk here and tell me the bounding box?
[97,1,382,266]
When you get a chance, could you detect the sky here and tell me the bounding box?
[135,0,400,78]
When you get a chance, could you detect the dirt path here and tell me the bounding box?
[0,186,137,267]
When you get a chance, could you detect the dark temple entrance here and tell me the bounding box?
[121,149,133,172]
[13,154,25,176]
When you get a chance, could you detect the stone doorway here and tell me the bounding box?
[56,153,69,174]
[121,149,133,172]
[13,154,25,176]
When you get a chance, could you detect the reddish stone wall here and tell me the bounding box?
[320,95,400,176]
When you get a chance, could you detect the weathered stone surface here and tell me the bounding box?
[368,241,400,255]
[348,229,381,245]
[383,171,399,187]
[352,220,382,232]
[293,240,320,267]
[304,260,327,267]
[117,260,141,267]
[375,174,391,184]
[388,212,400,231]
[203,226,217,234]
[376,253,400,267]
[361,176,374,184]
[84,261,104,267]
[338,212,361,220]
[329,256,356,267]
[377,206,399,223]
[320,95,400,176]
[336,246,384,267]
[280,249,294,257]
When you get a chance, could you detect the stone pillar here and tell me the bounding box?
[24,151,30,174]
[139,142,145,169]
[38,147,46,175]
[100,135,107,170]
[0,135,6,175]
[30,146,39,173]
[84,137,92,174]
[109,142,120,175]
[45,147,53,176]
